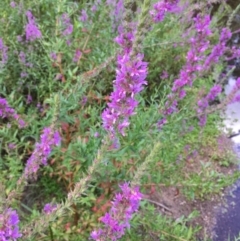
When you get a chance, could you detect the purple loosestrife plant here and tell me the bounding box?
[150,0,179,23]
[203,28,232,71]
[158,18,233,129]
[106,0,124,31]
[22,126,61,180]
[158,14,213,128]
[102,0,150,141]
[197,85,222,126]
[0,208,22,241]
[61,13,73,36]
[25,11,42,42]
[79,9,88,22]
[73,49,82,62]
[0,97,25,128]
[102,53,148,138]
[43,203,57,214]
[0,38,8,67]
[90,183,142,241]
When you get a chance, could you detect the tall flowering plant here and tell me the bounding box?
[158,14,233,128]
[90,183,142,241]
[25,11,42,42]
[102,53,148,138]
[101,0,152,142]
[0,208,21,241]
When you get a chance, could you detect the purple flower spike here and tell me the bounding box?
[150,0,180,23]
[197,85,222,126]
[73,49,82,62]
[0,97,25,128]
[79,9,88,22]
[157,14,223,128]
[24,127,61,180]
[90,183,142,241]
[0,208,22,240]
[25,11,42,42]
[102,53,148,138]
[61,13,73,36]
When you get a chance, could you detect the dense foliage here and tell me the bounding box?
[1,0,240,240]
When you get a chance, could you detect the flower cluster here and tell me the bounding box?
[197,85,222,126]
[159,14,212,126]
[90,183,142,241]
[0,97,25,128]
[23,127,61,180]
[0,38,8,67]
[158,15,232,129]
[61,13,73,36]
[106,0,124,31]
[161,20,232,128]
[0,208,21,241]
[102,7,148,141]
[25,11,42,42]
[73,49,82,62]
[150,0,179,23]
[102,53,147,138]
[203,28,232,71]
[79,9,88,22]
[43,203,57,214]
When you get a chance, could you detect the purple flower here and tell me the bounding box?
[61,13,73,36]
[0,38,8,66]
[19,51,26,64]
[23,127,61,180]
[102,53,148,137]
[25,62,33,68]
[10,1,16,8]
[73,49,82,62]
[18,119,25,128]
[197,85,222,126]
[206,85,222,101]
[160,70,168,79]
[203,28,231,71]
[158,14,213,127]
[90,183,142,241]
[26,94,32,104]
[0,97,25,128]
[25,11,42,41]
[81,96,88,106]
[236,77,240,88]
[79,9,88,22]
[17,36,23,42]
[50,52,57,61]
[0,208,22,240]
[150,0,180,23]
[8,143,16,150]
[43,203,57,214]
[20,72,28,78]
[107,0,124,30]
[63,25,73,36]
[91,5,97,12]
